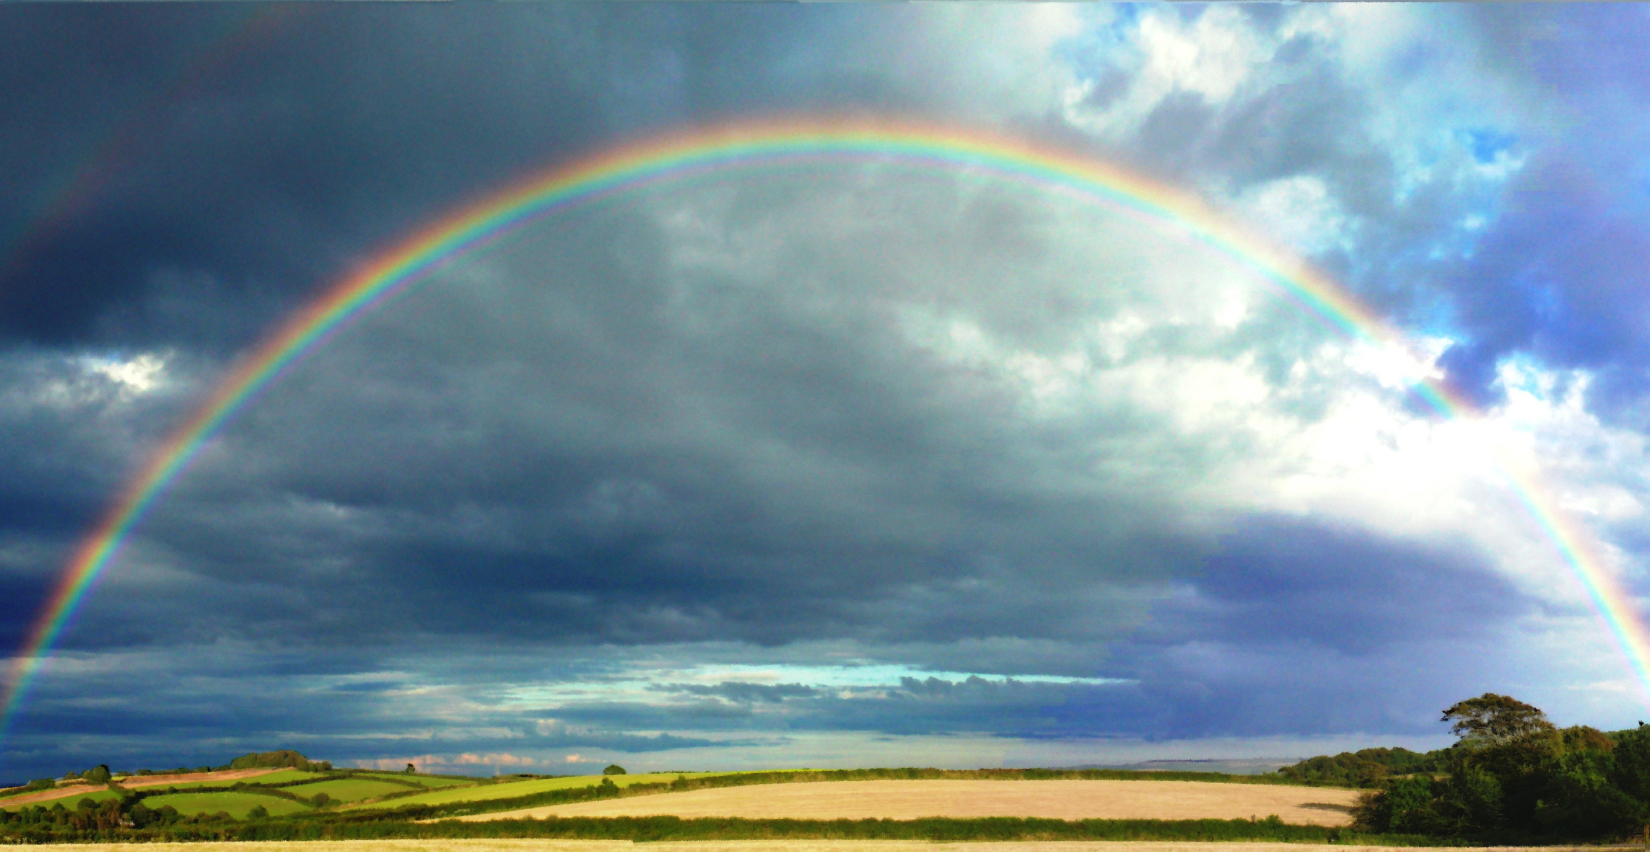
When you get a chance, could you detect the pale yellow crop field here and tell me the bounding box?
[458,780,1362,827]
[21,840,1595,852]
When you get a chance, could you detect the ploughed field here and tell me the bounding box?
[457,780,1362,826]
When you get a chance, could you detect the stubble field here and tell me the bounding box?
[454,780,1362,826]
[17,840,1596,852]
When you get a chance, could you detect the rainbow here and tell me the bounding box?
[7,119,1648,742]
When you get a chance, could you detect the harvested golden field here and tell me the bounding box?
[23,840,1593,852]
[458,780,1361,826]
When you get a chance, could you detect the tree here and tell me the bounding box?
[230,750,313,771]
[405,763,417,774]
[1441,694,1555,746]
[602,764,627,775]
[83,765,111,784]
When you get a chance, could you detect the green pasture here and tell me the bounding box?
[141,791,309,819]
[285,777,413,803]
[344,772,714,810]
[243,769,326,786]
[356,772,478,788]
[135,769,324,791]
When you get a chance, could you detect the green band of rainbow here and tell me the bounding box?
[6,119,1647,745]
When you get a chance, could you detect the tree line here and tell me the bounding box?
[1331,693,1649,842]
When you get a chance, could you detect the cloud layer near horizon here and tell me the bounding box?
[2,3,1649,780]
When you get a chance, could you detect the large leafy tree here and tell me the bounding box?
[1441,694,1555,746]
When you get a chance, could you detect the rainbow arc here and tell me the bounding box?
[6,119,1646,741]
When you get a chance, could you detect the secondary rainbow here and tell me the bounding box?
[7,118,1648,740]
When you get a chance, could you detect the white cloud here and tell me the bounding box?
[81,353,167,394]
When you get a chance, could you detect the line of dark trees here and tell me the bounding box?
[1302,693,1650,843]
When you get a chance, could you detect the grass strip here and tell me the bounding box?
[9,815,1458,845]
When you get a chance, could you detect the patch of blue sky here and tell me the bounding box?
[1462,128,1518,165]
[1054,4,1142,94]
[499,663,1131,708]
[655,663,1130,689]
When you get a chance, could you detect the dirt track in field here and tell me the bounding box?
[25,841,1603,852]
[455,780,1363,826]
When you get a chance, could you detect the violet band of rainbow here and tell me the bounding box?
[6,119,1646,744]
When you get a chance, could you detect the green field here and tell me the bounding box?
[343,772,715,810]
[141,791,310,819]
[241,769,326,786]
[137,769,324,790]
[0,789,120,811]
[356,772,478,788]
[285,777,416,803]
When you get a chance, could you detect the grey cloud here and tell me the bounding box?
[653,683,820,703]
[0,2,1610,783]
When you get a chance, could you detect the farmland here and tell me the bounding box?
[0,789,121,812]
[144,771,326,792]
[288,778,421,804]
[457,779,1360,826]
[355,774,478,789]
[139,792,311,820]
[341,773,716,811]
[2,840,1594,852]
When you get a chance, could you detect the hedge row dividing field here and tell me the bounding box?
[339,773,720,812]
[3,814,1453,846]
[0,768,488,818]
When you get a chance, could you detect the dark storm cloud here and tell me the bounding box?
[0,3,882,352]
[36,177,1211,659]
[0,2,1611,783]
[1176,516,1528,655]
[555,676,1127,740]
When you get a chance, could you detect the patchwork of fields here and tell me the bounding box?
[0,765,1389,841]
[0,768,488,818]
[338,773,716,811]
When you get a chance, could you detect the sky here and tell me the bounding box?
[3,2,1650,781]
